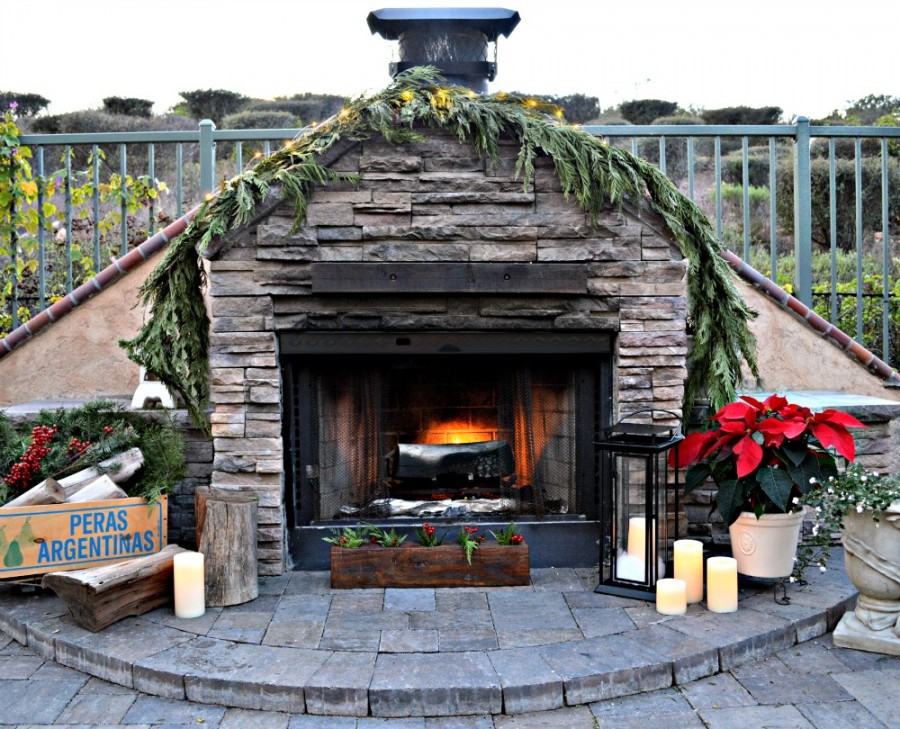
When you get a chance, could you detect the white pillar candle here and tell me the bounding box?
[674,539,704,604]
[707,556,738,613]
[174,551,205,619]
[626,517,646,560]
[656,578,687,615]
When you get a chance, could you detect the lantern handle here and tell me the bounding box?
[610,409,683,437]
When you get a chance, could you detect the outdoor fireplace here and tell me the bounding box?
[282,332,611,567]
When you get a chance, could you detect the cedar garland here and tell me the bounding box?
[121,67,757,433]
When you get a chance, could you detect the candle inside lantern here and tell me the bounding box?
[674,539,704,603]
[626,516,647,561]
[706,556,738,613]
[174,551,205,619]
[655,578,687,615]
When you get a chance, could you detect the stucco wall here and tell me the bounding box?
[739,279,900,401]
[0,257,155,407]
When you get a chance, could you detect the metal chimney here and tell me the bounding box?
[367,8,520,94]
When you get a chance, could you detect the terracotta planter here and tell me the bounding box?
[833,503,900,655]
[728,510,803,578]
[330,541,530,589]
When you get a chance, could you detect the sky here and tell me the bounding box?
[4,0,898,121]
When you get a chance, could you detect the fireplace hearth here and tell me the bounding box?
[282,332,611,568]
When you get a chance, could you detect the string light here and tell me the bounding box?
[310,121,318,128]
[204,193,214,201]
[401,90,414,102]
[253,151,263,159]
[467,90,476,99]
[525,99,537,108]
[555,109,564,119]
[338,108,350,119]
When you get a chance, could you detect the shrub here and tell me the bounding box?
[619,99,678,125]
[177,89,247,122]
[221,110,298,130]
[776,156,900,250]
[713,183,772,247]
[542,93,599,124]
[637,115,706,183]
[249,93,345,124]
[722,143,792,187]
[0,91,49,117]
[102,96,153,118]
[701,105,782,126]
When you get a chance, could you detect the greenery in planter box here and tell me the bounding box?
[0,400,185,506]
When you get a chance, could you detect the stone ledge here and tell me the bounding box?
[0,560,857,718]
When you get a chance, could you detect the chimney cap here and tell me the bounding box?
[367,7,521,41]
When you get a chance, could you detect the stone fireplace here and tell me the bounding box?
[204,128,689,574]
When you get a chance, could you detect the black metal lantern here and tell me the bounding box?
[595,410,683,600]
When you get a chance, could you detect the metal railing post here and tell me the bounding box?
[199,119,216,198]
[793,117,812,305]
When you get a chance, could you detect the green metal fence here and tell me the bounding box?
[3,119,899,368]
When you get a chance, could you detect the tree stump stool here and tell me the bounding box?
[195,487,259,606]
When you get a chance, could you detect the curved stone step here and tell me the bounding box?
[0,565,857,718]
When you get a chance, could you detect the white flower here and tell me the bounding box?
[789,576,797,583]
[809,477,816,484]
[792,497,800,505]
[861,475,867,482]
[820,566,827,573]
[827,488,834,494]
[857,504,865,513]
[812,525,819,536]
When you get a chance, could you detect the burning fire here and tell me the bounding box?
[419,418,495,445]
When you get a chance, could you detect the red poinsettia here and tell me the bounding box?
[672,394,865,526]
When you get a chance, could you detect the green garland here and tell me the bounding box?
[121,67,758,433]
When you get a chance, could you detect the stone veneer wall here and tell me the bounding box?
[205,129,689,575]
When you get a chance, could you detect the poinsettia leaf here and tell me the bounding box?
[816,409,866,429]
[756,467,795,512]
[781,440,809,467]
[789,452,838,494]
[762,394,788,412]
[716,479,745,526]
[671,431,716,467]
[734,436,763,478]
[713,401,754,422]
[780,419,808,439]
[810,422,856,461]
[684,463,712,494]
[738,394,764,410]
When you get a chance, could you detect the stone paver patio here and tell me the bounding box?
[0,551,868,720]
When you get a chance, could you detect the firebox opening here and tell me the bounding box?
[282,333,611,558]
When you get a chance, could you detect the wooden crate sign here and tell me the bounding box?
[0,496,167,579]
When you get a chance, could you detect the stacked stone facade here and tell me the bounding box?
[205,130,689,575]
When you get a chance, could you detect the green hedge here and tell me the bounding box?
[776,156,900,249]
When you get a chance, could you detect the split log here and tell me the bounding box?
[41,544,186,632]
[66,474,128,503]
[196,486,258,607]
[2,477,66,508]
[60,448,144,499]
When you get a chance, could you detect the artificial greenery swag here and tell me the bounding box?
[121,66,758,434]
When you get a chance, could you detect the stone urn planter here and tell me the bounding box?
[729,510,804,578]
[833,502,900,655]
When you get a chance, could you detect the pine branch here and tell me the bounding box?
[120,66,758,431]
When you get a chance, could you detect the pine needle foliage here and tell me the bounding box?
[121,67,757,430]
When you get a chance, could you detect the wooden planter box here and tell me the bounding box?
[0,496,167,580]
[330,541,530,589]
